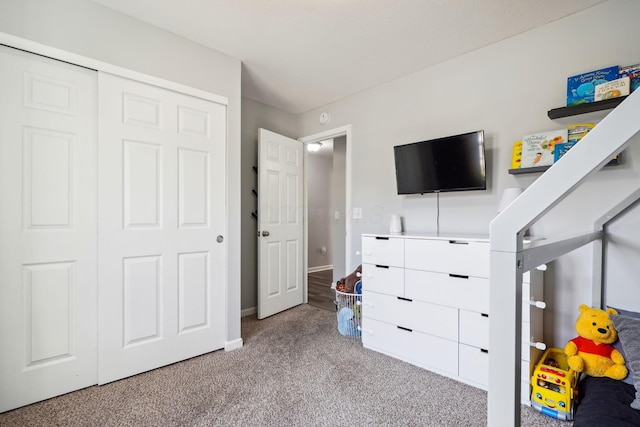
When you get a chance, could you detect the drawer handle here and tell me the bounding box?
[375,265,390,269]
[449,273,469,279]
[480,348,489,354]
[397,296,412,302]
[448,240,469,245]
[397,326,413,332]
[375,237,389,240]
[481,313,489,318]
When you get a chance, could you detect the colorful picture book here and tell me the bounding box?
[511,141,522,169]
[566,65,619,106]
[554,141,577,162]
[521,129,568,168]
[619,63,640,93]
[594,77,630,101]
[553,124,595,163]
[567,123,595,141]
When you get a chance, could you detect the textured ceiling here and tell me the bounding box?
[93,0,606,114]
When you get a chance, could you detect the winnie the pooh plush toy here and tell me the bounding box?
[564,304,628,380]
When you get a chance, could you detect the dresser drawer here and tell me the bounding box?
[362,236,404,267]
[459,310,489,349]
[362,317,458,376]
[362,290,458,341]
[458,343,488,388]
[459,346,533,393]
[361,264,404,296]
[405,269,489,313]
[405,238,489,277]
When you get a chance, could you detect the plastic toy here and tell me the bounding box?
[530,347,579,421]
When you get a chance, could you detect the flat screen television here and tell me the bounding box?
[394,130,486,195]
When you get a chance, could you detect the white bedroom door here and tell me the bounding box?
[257,129,304,319]
[97,73,227,383]
[0,46,98,412]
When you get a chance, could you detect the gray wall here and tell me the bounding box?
[0,0,243,341]
[604,200,640,312]
[240,98,298,313]
[332,136,347,283]
[296,0,640,348]
[307,153,333,269]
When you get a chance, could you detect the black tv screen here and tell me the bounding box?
[394,130,486,194]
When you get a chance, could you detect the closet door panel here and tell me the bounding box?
[0,46,97,412]
[98,73,227,384]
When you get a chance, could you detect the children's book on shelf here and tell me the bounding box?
[511,141,522,169]
[567,123,595,145]
[566,65,619,106]
[619,63,640,93]
[553,141,577,162]
[521,129,568,168]
[594,76,630,101]
[554,123,595,163]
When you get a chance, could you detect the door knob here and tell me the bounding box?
[216,235,224,243]
[262,230,270,237]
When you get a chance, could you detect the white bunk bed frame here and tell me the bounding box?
[488,89,640,427]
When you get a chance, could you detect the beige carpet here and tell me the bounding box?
[0,304,570,426]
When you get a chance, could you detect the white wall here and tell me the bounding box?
[307,153,333,269]
[240,98,298,313]
[0,0,243,341]
[297,0,640,347]
[604,199,640,313]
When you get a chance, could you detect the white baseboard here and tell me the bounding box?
[225,338,243,351]
[308,264,333,273]
[241,307,257,317]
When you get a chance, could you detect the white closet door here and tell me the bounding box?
[0,46,97,412]
[97,73,226,384]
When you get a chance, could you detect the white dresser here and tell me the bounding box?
[360,233,543,402]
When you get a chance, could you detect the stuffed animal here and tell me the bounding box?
[337,307,359,336]
[335,265,362,293]
[564,304,628,380]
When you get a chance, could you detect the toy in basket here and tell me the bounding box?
[334,265,363,336]
[530,347,579,421]
[335,280,362,336]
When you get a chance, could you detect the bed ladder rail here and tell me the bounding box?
[488,88,640,427]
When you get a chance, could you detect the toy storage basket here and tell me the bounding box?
[334,289,362,337]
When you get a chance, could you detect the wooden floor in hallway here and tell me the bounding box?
[308,269,335,312]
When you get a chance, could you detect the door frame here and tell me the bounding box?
[299,125,352,303]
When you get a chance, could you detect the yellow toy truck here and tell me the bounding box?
[530,347,579,421]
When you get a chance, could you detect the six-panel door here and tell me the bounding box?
[0,46,98,412]
[97,73,227,384]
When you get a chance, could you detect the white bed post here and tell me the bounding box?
[488,231,525,427]
[489,220,527,427]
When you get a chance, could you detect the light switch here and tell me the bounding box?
[352,207,362,219]
[335,210,340,220]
